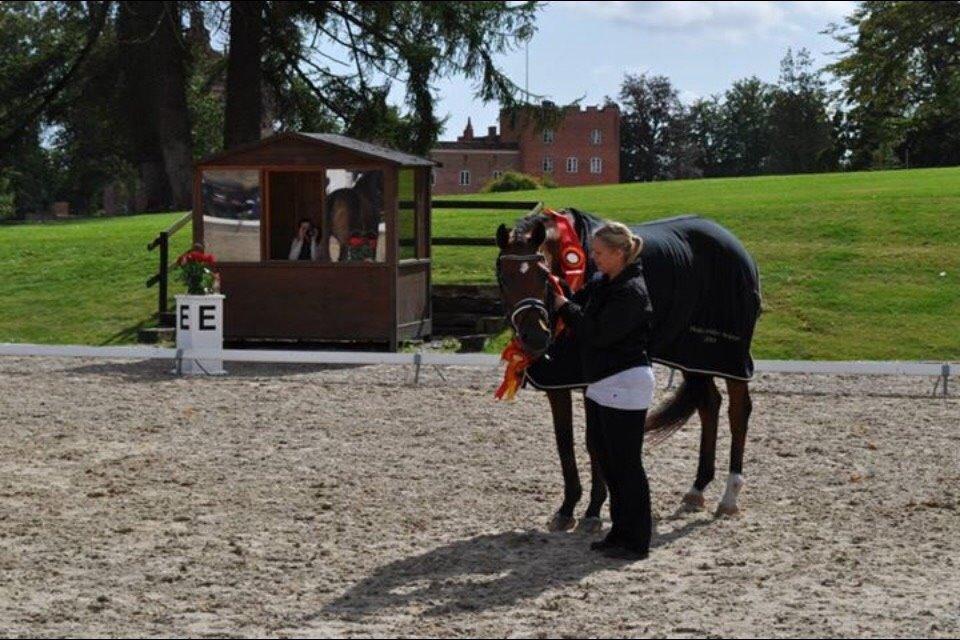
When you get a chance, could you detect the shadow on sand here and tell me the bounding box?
[44,358,366,382]
[316,517,714,621]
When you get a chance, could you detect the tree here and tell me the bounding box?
[116,1,193,210]
[719,77,773,176]
[1,1,543,214]
[230,1,541,155]
[766,48,836,174]
[828,1,960,169]
[0,1,110,154]
[224,1,264,148]
[618,73,687,181]
[686,96,723,177]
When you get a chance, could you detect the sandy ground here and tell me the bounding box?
[0,356,958,638]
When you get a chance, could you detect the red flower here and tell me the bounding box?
[177,250,217,266]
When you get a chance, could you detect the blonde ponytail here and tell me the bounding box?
[594,222,644,263]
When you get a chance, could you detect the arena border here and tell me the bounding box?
[0,343,953,397]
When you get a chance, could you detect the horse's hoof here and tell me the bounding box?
[547,511,576,532]
[681,491,706,511]
[576,516,603,534]
[715,502,740,517]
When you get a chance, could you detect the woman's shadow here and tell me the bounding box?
[315,516,713,621]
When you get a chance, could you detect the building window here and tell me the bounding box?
[459,170,470,186]
[566,157,578,173]
[590,157,602,174]
[492,170,503,180]
[542,157,554,173]
[543,129,554,144]
[591,129,602,145]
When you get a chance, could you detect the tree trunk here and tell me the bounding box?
[224,0,264,148]
[117,1,194,211]
[153,1,194,209]
[117,1,169,211]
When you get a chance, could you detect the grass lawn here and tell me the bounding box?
[0,214,193,346]
[1,166,958,360]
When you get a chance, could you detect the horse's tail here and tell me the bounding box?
[644,373,711,447]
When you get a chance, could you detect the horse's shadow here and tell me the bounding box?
[316,517,713,621]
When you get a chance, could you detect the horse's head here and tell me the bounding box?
[495,220,554,358]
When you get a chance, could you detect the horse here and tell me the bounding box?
[321,171,383,262]
[495,209,762,531]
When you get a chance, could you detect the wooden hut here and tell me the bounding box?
[192,132,435,350]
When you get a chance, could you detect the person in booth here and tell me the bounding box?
[288,217,318,261]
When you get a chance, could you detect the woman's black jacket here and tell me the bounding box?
[556,260,654,383]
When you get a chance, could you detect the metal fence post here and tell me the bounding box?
[413,352,422,385]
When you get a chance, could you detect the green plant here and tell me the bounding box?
[481,171,544,193]
[175,250,218,294]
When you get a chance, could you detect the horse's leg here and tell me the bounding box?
[578,396,607,533]
[546,388,581,532]
[718,379,752,516]
[682,376,722,510]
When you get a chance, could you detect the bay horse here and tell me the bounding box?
[495,209,762,531]
[322,171,383,262]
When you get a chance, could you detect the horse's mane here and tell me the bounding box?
[511,211,550,242]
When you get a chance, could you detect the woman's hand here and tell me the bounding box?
[537,263,568,310]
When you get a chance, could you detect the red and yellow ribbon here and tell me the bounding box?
[494,338,532,401]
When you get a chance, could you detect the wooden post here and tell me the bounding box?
[158,231,169,316]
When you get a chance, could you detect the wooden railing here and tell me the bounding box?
[431,199,542,247]
[146,212,191,318]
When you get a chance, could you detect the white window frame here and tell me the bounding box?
[543,129,554,144]
[566,156,578,173]
[590,157,602,174]
[542,157,554,173]
[459,169,470,186]
[591,129,602,145]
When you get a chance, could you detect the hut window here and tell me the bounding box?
[398,168,420,260]
[200,169,262,262]
[324,168,385,263]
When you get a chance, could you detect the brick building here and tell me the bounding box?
[430,103,620,195]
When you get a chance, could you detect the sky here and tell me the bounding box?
[416,1,858,140]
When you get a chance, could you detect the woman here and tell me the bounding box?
[288,218,318,261]
[552,222,655,560]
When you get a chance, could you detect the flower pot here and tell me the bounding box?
[175,294,226,375]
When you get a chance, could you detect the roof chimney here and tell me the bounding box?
[487,125,498,139]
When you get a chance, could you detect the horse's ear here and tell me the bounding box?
[529,220,547,249]
[496,224,511,251]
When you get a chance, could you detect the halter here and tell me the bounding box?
[496,253,555,335]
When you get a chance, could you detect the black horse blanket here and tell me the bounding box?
[526,210,762,388]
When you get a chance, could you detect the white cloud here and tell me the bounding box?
[561,1,856,45]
